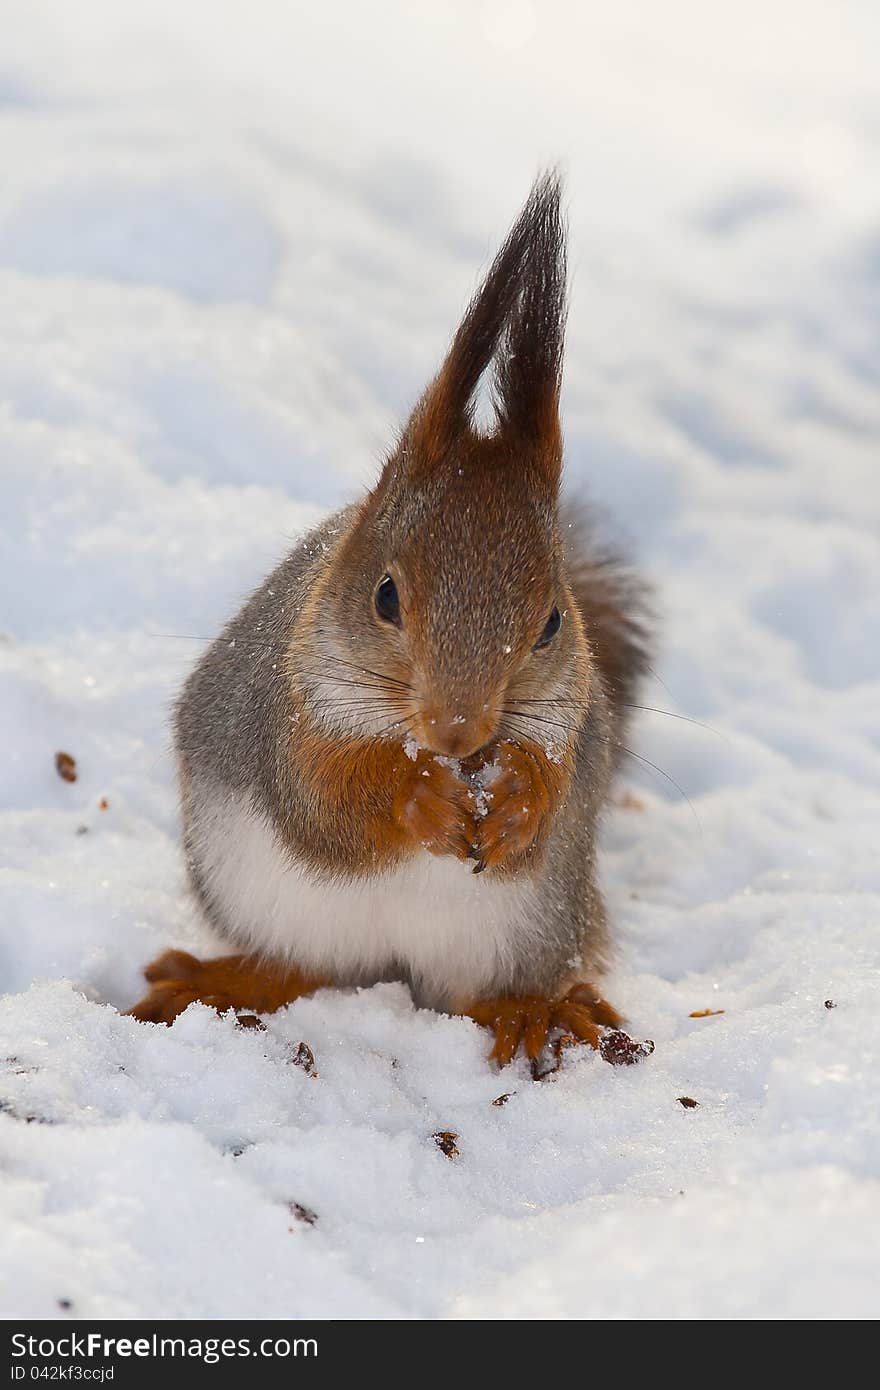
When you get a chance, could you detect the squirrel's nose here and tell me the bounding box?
[416,707,494,759]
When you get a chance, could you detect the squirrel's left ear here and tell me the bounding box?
[401,172,567,486]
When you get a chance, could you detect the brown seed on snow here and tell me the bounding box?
[55,751,77,783]
[235,1013,265,1031]
[433,1130,460,1158]
[289,1041,318,1077]
[288,1200,318,1226]
[599,1030,655,1066]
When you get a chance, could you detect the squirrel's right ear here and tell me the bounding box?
[399,172,567,482]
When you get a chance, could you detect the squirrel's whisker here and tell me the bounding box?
[299,676,409,696]
[153,634,414,694]
[312,653,413,691]
[509,694,722,739]
[502,707,582,735]
[593,735,700,831]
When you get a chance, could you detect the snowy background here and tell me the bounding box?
[2,0,880,1320]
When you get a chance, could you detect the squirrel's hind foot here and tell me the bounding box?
[465,983,622,1068]
[126,949,323,1025]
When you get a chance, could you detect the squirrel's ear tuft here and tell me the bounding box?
[494,172,567,460]
[404,171,567,480]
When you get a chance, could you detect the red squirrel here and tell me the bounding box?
[129,174,651,1066]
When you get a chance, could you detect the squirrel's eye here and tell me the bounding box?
[375,574,401,626]
[534,606,561,649]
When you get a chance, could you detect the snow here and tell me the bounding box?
[2,0,880,1321]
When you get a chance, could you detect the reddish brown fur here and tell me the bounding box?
[283,698,574,875]
[465,983,622,1066]
[462,737,574,875]
[393,748,476,860]
[127,950,325,1025]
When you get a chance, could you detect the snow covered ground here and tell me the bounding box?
[2,0,880,1320]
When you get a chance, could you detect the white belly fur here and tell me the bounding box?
[187,777,541,1010]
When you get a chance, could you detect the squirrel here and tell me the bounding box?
[129,174,651,1067]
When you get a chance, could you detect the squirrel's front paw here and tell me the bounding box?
[472,742,551,871]
[394,750,476,859]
